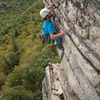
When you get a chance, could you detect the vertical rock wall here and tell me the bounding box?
[42,0,100,100]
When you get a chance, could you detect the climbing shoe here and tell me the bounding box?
[57,45,64,50]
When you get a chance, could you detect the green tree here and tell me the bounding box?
[22,64,44,92]
[0,73,6,90]
[6,68,23,87]
[11,35,18,52]
[1,52,19,74]
[2,86,34,100]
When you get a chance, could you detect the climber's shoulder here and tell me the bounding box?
[43,20,54,28]
[44,20,53,25]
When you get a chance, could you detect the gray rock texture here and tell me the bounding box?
[42,0,100,100]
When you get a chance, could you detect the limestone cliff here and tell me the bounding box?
[42,0,100,100]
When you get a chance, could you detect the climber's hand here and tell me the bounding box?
[47,3,54,9]
[60,30,66,36]
[49,3,54,8]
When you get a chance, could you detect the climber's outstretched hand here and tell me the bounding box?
[47,3,54,9]
[50,3,54,8]
[60,30,66,36]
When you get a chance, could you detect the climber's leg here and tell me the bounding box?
[51,36,63,50]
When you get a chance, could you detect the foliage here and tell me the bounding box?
[2,86,34,100]
[0,51,19,74]
[6,68,23,87]
[0,73,6,90]
[0,0,61,99]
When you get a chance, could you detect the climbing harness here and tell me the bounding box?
[39,30,50,44]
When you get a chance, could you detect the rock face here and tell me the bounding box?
[42,0,100,100]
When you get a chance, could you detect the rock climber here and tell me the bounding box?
[48,62,53,72]
[40,3,65,50]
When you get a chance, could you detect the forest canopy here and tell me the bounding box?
[0,0,61,100]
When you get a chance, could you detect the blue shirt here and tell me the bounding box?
[42,20,55,36]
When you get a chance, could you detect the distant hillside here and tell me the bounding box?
[0,0,37,27]
[0,0,38,43]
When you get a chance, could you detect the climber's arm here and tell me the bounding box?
[50,30,65,39]
[48,22,65,39]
